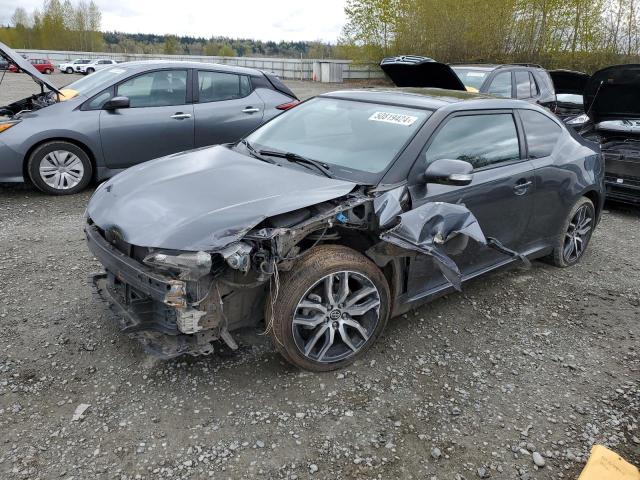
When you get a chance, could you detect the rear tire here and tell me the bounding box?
[44,68,52,74]
[27,141,93,195]
[86,67,95,74]
[267,245,390,372]
[548,197,595,267]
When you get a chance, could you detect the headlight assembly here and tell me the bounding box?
[567,113,589,125]
[0,121,20,133]
[143,250,212,280]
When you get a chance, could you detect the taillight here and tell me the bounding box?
[276,100,300,110]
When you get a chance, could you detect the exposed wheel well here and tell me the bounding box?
[582,189,601,217]
[23,138,97,183]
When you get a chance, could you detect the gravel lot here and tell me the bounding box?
[0,71,638,479]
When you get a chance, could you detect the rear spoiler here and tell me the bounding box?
[260,71,298,100]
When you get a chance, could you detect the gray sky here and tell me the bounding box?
[0,0,347,42]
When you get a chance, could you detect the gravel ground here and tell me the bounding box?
[0,71,639,479]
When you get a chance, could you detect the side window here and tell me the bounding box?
[515,71,532,99]
[426,114,521,169]
[519,110,562,159]
[197,71,251,102]
[117,70,187,108]
[87,90,113,109]
[487,72,512,98]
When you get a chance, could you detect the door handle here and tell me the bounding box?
[171,113,192,120]
[513,179,533,195]
[242,107,260,114]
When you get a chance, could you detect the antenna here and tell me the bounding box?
[586,80,604,119]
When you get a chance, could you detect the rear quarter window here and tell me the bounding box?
[520,110,562,158]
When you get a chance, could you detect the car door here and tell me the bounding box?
[406,110,535,295]
[484,70,514,98]
[193,70,265,147]
[100,69,194,169]
[516,108,567,242]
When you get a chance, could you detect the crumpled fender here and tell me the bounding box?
[374,187,530,291]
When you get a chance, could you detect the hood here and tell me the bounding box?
[380,56,466,90]
[0,41,61,94]
[87,145,357,251]
[584,64,640,123]
[549,69,590,95]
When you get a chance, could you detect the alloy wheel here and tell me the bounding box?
[563,204,593,263]
[292,270,381,363]
[38,150,85,190]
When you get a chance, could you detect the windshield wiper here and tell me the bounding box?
[258,149,332,177]
[240,139,276,164]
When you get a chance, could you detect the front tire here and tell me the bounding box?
[44,68,52,74]
[549,197,595,267]
[267,245,390,372]
[27,141,93,195]
[65,67,73,74]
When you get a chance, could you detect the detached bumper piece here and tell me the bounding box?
[85,224,216,358]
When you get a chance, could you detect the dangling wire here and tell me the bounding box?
[260,261,284,345]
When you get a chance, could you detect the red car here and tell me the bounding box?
[9,58,54,74]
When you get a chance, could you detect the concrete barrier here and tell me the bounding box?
[15,49,386,82]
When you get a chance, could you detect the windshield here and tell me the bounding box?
[451,67,489,91]
[63,67,127,95]
[245,97,431,180]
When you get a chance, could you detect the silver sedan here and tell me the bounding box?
[0,42,298,194]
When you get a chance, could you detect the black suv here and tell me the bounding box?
[380,56,556,108]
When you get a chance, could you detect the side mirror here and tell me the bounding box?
[103,96,130,110]
[423,158,473,186]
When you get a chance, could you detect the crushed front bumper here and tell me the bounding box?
[85,224,216,358]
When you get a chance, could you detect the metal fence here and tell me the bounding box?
[15,49,385,82]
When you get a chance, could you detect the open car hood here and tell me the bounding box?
[86,145,357,251]
[584,64,640,123]
[549,69,590,95]
[380,56,466,90]
[0,41,61,94]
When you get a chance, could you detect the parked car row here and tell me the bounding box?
[381,55,640,205]
[3,55,118,75]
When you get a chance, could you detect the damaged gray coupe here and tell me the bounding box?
[85,88,605,371]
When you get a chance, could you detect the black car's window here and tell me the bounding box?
[516,71,532,99]
[487,72,512,98]
[520,110,562,159]
[426,113,520,169]
[117,70,187,108]
[197,71,251,103]
[246,97,431,175]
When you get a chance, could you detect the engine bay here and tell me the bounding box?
[0,91,57,119]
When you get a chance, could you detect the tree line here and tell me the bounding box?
[339,0,640,72]
[0,1,338,59]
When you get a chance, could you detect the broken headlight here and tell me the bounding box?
[143,250,212,280]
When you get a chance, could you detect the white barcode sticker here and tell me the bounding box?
[369,111,418,126]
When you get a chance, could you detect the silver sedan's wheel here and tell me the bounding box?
[292,270,381,363]
[39,150,85,191]
[28,141,93,195]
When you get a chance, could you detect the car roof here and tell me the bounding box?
[319,88,535,111]
[109,60,263,77]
